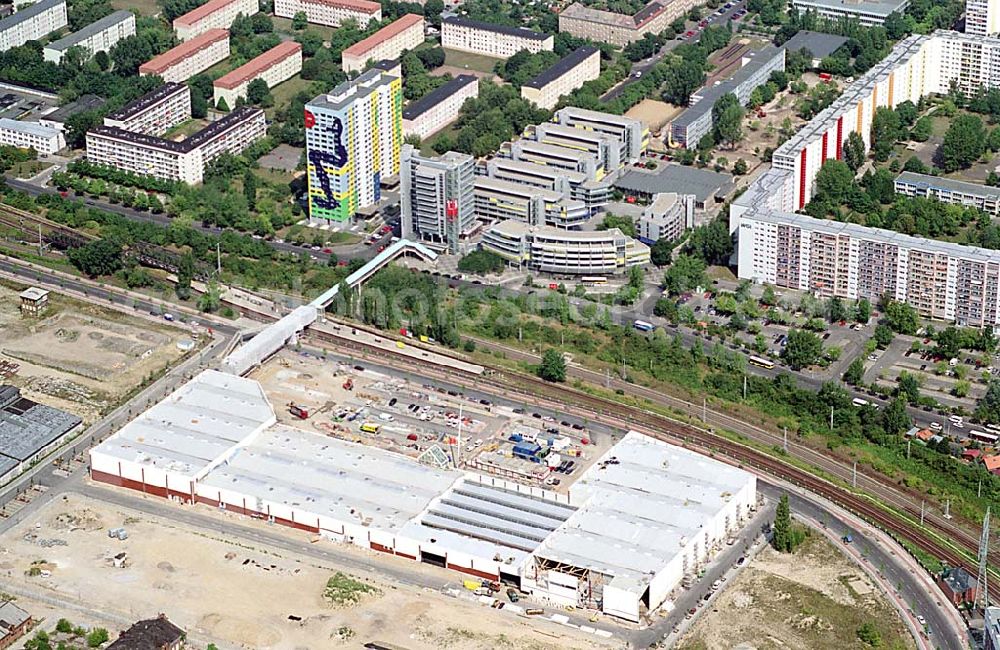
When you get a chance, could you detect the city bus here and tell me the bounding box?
[581,276,607,286]
[633,320,655,332]
[852,397,870,408]
[360,423,381,434]
[748,355,775,370]
[970,430,999,445]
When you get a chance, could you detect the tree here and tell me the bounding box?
[291,10,308,29]
[55,619,73,634]
[86,629,109,648]
[242,168,257,209]
[856,621,881,647]
[216,96,230,112]
[457,249,505,275]
[870,107,901,162]
[663,254,706,295]
[941,114,986,172]
[814,159,854,204]
[827,296,847,322]
[782,329,822,370]
[935,326,962,359]
[772,494,792,552]
[713,93,743,149]
[67,239,123,277]
[855,297,871,323]
[873,324,893,348]
[842,131,866,172]
[903,155,928,173]
[197,281,221,312]
[176,252,195,300]
[538,349,566,382]
[650,237,675,267]
[884,300,919,334]
[843,357,865,385]
[246,78,271,106]
[975,379,1000,424]
[897,371,921,403]
[733,158,749,175]
[880,397,911,436]
[911,116,933,142]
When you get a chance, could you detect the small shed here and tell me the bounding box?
[19,287,48,317]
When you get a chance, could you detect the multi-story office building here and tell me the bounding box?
[474,176,589,229]
[671,46,785,148]
[0,0,67,52]
[520,46,600,110]
[441,16,553,59]
[558,0,681,47]
[401,74,478,140]
[275,0,381,28]
[789,0,909,26]
[400,145,475,253]
[305,70,402,223]
[139,28,231,83]
[967,0,1000,36]
[103,83,191,136]
[638,192,695,243]
[482,156,610,211]
[86,107,266,184]
[0,118,64,154]
[894,172,1000,215]
[482,220,649,275]
[500,139,604,181]
[731,31,1000,327]
[552,106,648,166]
[213,41,302,108]
[341,13,424,73]
[43,10,134,63]
[174,0,257,41]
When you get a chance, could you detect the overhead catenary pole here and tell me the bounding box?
[852,461,857,488]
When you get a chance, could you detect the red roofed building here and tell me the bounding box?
[274,0,381,28]
[984,454,1000,473]
[213,41,302,107]
[342,14,424,73]
[963,448,983,460]
[140,29,230,83]
[173,0,257,41]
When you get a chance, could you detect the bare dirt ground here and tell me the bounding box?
[677,533,915,650]
[626,99,681,140]
[0,282,195,423]
[2,494,618,650]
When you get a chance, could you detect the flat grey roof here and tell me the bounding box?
[895,171,1000,200]
[781,30,849,59]
[674,46,783,129]
[0,118,59,138]
[0,388,81,462]
[790,0,908,16]
[402,74,477,120]
[308,69,397,113]
[0,0,64,33]
[616,165,733,203]
[41,94,105,123]
[523,46,598,90]
[45,9,132,52]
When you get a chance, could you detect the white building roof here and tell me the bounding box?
[531,432,754,591]
[0,118,60,139]
[200,425,462,532]
[91,370,274,478]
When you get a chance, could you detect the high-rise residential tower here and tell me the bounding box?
[967,0,1000,36]
[304,70,402,223]
[400,145,475,254]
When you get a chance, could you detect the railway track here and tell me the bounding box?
[302,326,982,574]
[0,203,96,242]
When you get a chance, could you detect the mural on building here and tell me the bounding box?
[305,109,348,213]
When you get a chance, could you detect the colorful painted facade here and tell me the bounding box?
[305,70,402,222]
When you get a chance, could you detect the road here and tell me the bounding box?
[3,178,392,263]
[602,1,749,101]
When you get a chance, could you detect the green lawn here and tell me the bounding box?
[7,161,49,179]
[418,124,461,156]
[268,74,317,118]
[443,48,502,74]
[272,16,339,42]
[162,118,208,140]
[112,0,160,17]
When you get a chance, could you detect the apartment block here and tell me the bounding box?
[730,30,1000,327]
[789,0,909,26]
[520,46,600,110]
[967,0,1000,36]
[894,172,1000,215]
[441,16,553,58]
[0,118,64,154]
[400,145,475,253]
[43,10,134,63]
[0,0,67,52]
[213,40,302,108]
[401,74,477,140]
[558,0,681,47]
[671,46,785,148]
[305,70,402,223]
[103,83,192,136]
[341,13,423,74]
[274,0,381,28]
[552,106,648,166]
[174,0,258,41]
[638,192,696,243]
[473,176,588,229]
[482,220,649,275]
[86,107,266,184]
[139,28,230,83]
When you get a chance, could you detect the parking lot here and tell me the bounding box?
[250,349,612,492]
